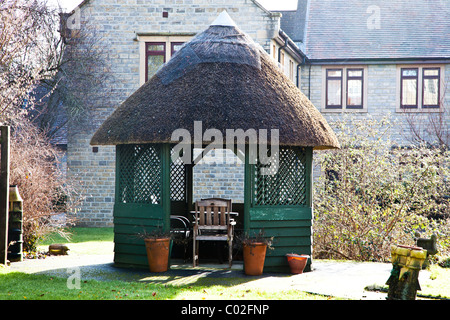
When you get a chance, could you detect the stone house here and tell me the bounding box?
[64,0,449,227]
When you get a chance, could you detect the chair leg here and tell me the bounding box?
[193,237,197,267]
[228,238,233,268]
[196,240,199,266]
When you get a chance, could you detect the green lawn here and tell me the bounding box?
[0,271,330,300]
[414,265,450,300]
[37,227,115,256]
[40,227,114,244]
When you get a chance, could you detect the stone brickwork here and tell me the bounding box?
[67,0,281,226]
[193,149,245,203]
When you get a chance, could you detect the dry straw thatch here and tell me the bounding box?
[90,12,339,150]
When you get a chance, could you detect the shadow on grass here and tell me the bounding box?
[7,262,301,300]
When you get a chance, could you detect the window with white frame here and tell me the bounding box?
[289,60,295,82]
[397,65,444,111]
[137,35,193,86]
[323,66,367,111]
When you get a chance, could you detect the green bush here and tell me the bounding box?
[438,257,450,268]
[313,116,450,262]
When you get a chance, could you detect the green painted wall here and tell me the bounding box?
[113,203,165,268]
[249,207,312,272]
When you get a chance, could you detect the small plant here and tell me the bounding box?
[136,227,171,240]
[240,230,274,250]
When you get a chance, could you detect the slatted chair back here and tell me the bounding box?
[195,199,230,228]
[201,198,232,219]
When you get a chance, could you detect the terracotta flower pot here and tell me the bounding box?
[144,238,171,272]
[286,253,309,274]
[243,242,267,276]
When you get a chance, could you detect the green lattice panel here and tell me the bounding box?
[117,144,162,204]
[253,147,307,206]
[170,148,185,201]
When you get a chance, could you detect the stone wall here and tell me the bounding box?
[192,149,245,203]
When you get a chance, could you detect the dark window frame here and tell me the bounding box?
[145,42,166,82]
[422,67,440,108]
[170,42,184,56]
[346,68,364,109]
[400,67,419,109]
[325,68,343,109]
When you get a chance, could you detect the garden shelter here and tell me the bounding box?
[90,12,339,272]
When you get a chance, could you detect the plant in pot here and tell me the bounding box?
[240,230,273,276]
[137,228,172,273]
[286,253,310,274]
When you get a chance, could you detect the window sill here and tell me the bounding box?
[396,107,443,113]
[321,107,367,113]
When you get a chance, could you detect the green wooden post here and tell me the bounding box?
[186,144,194,212]
[304,147,313,208]
[0,126,10,265]
[161,144,171,233]
[243,144,252,233]
[303,147,313,271]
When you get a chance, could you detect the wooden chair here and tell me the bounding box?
[193,199,235,267]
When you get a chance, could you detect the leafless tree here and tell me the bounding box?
[0,0,59,124]
[1,0,111,139]
[32,10,112,139]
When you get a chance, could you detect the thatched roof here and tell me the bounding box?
[90,12,339,150]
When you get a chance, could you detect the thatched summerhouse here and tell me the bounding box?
[91,12,339,272]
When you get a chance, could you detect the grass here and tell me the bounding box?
[0,271,329,300]
[36,227,115,256]
[1,227,332,300]
[416,265,450,299]
[40,227,114,244]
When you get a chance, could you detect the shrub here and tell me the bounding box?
[313,116,450,262]
[9,119,82,252]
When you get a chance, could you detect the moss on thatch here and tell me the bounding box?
[90,23,339,150]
